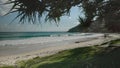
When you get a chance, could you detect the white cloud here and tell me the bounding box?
[0,0,12,16]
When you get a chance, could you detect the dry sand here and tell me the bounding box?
[0,34,119,66]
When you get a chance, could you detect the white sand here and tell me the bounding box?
[0,33,103,46]
[0,34,119,66]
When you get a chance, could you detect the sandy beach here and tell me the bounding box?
[0,34,119,66]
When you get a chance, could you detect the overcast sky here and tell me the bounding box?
[0,0,84,32]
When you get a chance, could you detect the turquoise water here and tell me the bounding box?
[0,32,81,40]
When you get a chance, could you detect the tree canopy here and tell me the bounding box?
[5,0,120,32]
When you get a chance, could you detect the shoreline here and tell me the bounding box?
[0,34,119,66]
[0,34,103,57]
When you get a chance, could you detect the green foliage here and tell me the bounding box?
[14,46,102,68]
[5,0,82,23]
[3,0,120,32]
[1,41,120,68]
[4,0,104,23]
[110,39,120,44]
[0,66,14,68]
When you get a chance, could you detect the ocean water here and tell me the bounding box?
[0,32,87,41]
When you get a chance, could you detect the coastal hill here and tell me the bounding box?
[68,18,108,32]
[68,16,120,33]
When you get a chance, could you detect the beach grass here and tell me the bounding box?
[4,46,103,68]
[0,66,14,68]
[1,39,120,68]
[110,39,120,44]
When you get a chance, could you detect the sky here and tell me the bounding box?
[0,0,84,32]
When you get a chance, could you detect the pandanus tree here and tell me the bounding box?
[5,0,98,24]
[5,0,120,32]
[6,0,82,23]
